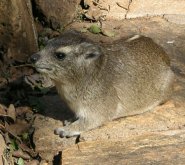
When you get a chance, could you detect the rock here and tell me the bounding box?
[103,0,130,20]
[33,115,76,163]
[33,0,80,30]
[33,95,76,163]
[164,14,185,25]
[62,133,185,165]
[0,134,6,165]
[127,0,185,19]
[80,0,185,21]
[84,0,130,20]
[0,0,38,61]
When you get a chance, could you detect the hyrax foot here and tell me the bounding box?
[54,127,80,138]
[54,119,86,138]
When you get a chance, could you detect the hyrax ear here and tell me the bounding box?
[85,50,101,60]
[80,42,102,60]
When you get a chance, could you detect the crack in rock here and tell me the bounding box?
[125,0,133,19]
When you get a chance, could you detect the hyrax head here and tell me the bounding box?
[29,31,103,83]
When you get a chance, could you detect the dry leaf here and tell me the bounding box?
[6,120,31,136]
[4,132,11,144]
[16,107,33,116]
[26,160,40,165]
[19,143,38,157]
[13,149,31,160]
[101,29,116,37]
[7,104,16,122]
[0,124,6,132]
[0,104,7,115]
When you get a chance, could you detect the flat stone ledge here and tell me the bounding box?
[164,14,185,25]
[127,0,185,19]
[62,133,185,165]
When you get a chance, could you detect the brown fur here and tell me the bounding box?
[30,30,174,137]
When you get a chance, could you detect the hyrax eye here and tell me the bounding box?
[55,52,66,60]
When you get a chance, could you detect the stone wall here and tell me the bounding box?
[83,0,185,24]
[0,0,38,61]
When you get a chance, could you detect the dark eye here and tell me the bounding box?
[54,52,66,60]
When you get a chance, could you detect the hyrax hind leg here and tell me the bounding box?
[158,69,174,102]
[146,69,174,112]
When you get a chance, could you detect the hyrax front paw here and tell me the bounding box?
[54,119,84,138]
[54,127,80,138]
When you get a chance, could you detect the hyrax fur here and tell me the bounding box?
[30,30,174,137]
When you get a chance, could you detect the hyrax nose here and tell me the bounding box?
[28,53,40,64]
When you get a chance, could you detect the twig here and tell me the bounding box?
[11,64,34,68]
[116,2,128,10]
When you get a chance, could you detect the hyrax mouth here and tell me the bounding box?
[35,65,53,73]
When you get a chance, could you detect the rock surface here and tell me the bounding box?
[163,14,185,25]
[81,0,185,24]
[0,134,6,165]
[62,133,185,165]
[33,95,76,162]
[127,0,185,18]
[33,0,80,29]
[33,114,76,162]
[83,0,130,20]
[0,0,38,61]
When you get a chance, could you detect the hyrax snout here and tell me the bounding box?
[30,30,174,138]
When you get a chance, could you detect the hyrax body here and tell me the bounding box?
[30,31,174,137]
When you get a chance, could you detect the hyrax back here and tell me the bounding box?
[30,31,174,137]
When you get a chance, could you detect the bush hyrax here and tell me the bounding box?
[30,30,174,137]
